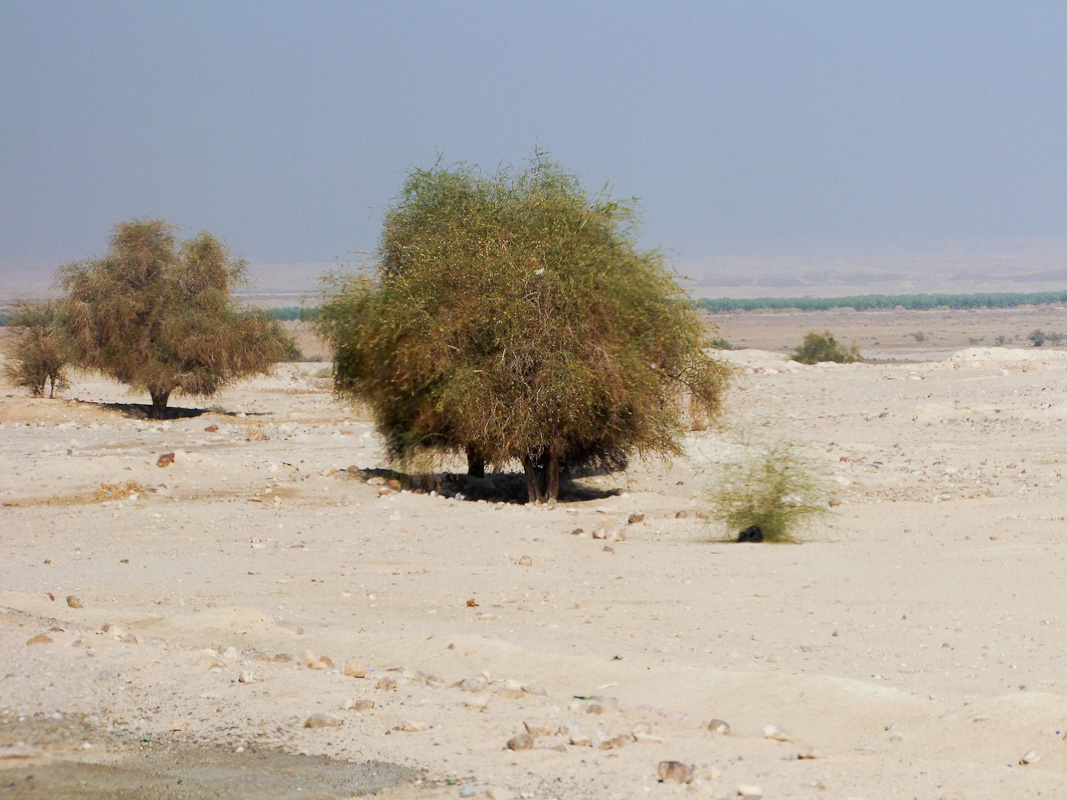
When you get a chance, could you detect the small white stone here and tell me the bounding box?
[737,785,763,798]
[762,723,791,742]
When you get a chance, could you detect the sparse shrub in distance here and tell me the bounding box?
[2,299,72,398]
[911,331,925,342]
[994,335,1009,346]
[1029,329,1046,347]
[708,337,734,350]
[1048,332,1066,345]
[706,442,826,543]
[318,155,732,503]
[790,331,861,365]
[60,219,295,418]
[968,336,984,345]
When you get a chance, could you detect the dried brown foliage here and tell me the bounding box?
[2,299,72,398]
[60,219,293,417]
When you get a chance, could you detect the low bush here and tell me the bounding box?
[790,331,861,364]
[705,442,826,543]
[2,299,72,398]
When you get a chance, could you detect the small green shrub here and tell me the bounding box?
[708,337,734,350]
[1029,329,1046,347]
[994,335,1009,346]
[706,442,826,543]
[790,331,861,364]
[911,331,925,342]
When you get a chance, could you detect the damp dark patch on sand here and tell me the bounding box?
[0,713,421,800]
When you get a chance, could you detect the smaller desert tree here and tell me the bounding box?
[60,219,293,417]
[2,299,72,398]
[791,331,861,364]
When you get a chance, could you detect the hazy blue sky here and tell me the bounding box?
[2,1,1066,292]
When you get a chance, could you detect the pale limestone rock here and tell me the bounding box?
[343,658,367,678]
[506,733,534,750]
[708,718,731,735]
[657,761,692,784]
[304,712,342,729]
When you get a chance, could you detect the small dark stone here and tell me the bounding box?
[737,525,763,543]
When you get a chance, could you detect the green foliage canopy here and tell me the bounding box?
[319,158,731,502]
[60,219,293,417]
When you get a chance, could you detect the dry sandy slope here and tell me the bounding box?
[2,350,1067,799]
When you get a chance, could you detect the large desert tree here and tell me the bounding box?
[60,219,292,417]
[319,157,731,503]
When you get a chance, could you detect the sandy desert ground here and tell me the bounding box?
[4,309,1067,799]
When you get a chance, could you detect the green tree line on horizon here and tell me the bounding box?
[695,290,1067,313]
[8,290,1067,326]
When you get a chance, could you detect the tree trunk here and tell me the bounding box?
[544,445,560,503]
[466,446,485,478]
[522,454,545,505]
[522,447,560,504]
[149,390,171,419]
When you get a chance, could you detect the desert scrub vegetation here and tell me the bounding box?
[60,219,295,418]
[318,155,732,503]
[2,299,72,398]
[706,441,826,543]
[790,331,861,364]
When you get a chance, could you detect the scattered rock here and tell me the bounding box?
[1020,749,1040,765]
[354,699,375,712]
[627,512,645,524]
[458,786,476,798]
[657,761,693,784]
[737,785,764,798]
[156,452,175,468]
[66,595,84,609]
[169,718,188,732]
[762,723,791,742]
[464,695,489,710]
[674,510,689,519]
[485,787,514,800]
[708,718,731,735]
[466,598,479,607]
[592,521,625,542]
[738,525,764,543]
[304,712,342,729]
[377,676,398,691]
[506,733,534,750]
[238,670,255,683]
[204,425,219,433]
[343,658,367,678]
[523,718,552,737]
[558,721,590,746]
[517,555,533,567]
[400,720,427,732]
[26,633,52,645]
